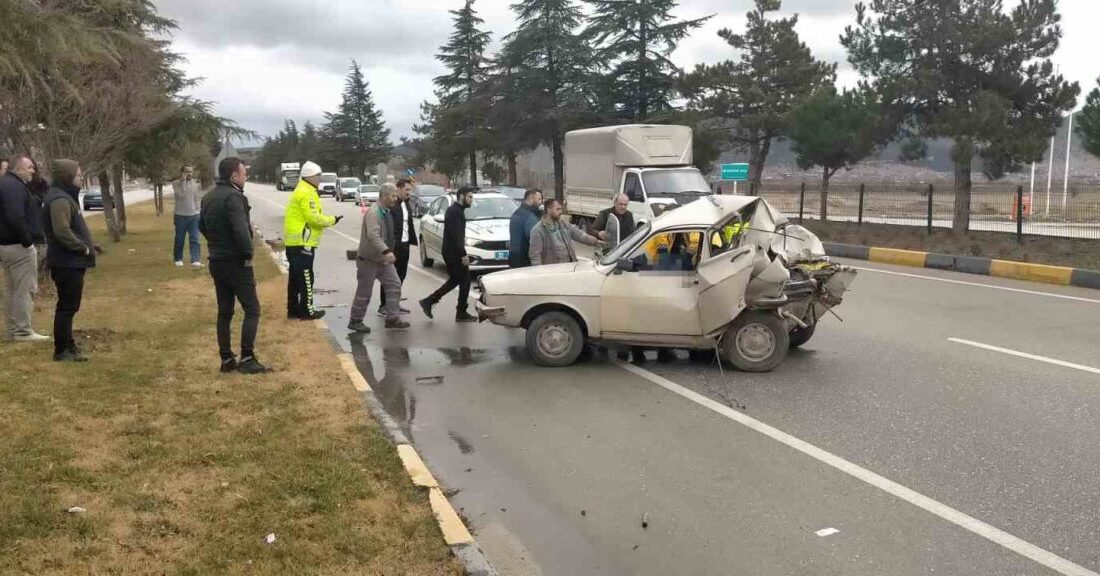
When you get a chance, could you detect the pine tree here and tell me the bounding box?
[433,0,492,186]
[1077,78,1100,159]
[843,0,1079,234]
[584,0,709,121]
[323,60,391,178]
[681,0,834,190]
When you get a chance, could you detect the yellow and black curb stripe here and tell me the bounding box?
[825,242,1100,289]
[258,231,497,576]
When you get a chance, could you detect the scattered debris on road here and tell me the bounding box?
[641,513,649,529]
[815,527,840,537]
[264,533,277,545]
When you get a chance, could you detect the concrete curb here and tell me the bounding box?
[823,241,1095,289]
[258,232,497,576]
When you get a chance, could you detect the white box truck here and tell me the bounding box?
[277,162,301,191]
[564,124,711,228]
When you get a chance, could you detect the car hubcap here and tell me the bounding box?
[538,323,573,359]
[735,323,775,361]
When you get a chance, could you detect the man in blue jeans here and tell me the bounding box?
[173,165,203,267]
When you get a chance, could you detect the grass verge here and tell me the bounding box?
[0,202,461,575]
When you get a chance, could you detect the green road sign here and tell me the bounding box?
[720,163,750,181]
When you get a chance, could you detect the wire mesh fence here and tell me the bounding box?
[748,181,1100,240]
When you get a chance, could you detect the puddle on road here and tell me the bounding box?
[448,431,475,454]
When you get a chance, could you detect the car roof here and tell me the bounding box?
[649,195,765,230]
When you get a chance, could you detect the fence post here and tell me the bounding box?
[926,184,934,234]
[1016,185,1024,243]
[798,182,805,223]
[857,183,866,225]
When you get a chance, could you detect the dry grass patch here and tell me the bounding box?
[0,202,461,575]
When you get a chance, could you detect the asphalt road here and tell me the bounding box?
[245,183,1100,576]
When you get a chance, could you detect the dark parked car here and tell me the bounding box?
[82,187,103,211]
[411,184,446,217]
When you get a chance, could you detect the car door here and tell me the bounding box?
[696,217,757,335]
[424,197,449,259]
[600,228,705,336]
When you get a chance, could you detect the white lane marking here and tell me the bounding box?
[948,338,1100,376]
[815,527,840,537]
[849,265,1100,305]
[617,360,1098,576]
[250,192,443,281]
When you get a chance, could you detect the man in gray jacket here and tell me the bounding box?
[349,184,408,332]
[529,198,604,266]
[173,165,204,267]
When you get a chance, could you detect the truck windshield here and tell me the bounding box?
[642,170,710,197]
[284,171,299,178]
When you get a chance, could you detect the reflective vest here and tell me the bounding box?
[284,180,336,248]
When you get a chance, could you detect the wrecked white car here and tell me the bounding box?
[474,196,856,370]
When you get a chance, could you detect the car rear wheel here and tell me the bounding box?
[418,237,434,267]
[526,311,585,367]
[721,311,789,372]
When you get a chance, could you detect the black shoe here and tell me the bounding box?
[299,310,326,321]
[455,311,477,323]
[287,311,299,320]
[53,348,88,363]
[238,357,272,375]
[419,298,434,319]
[347,320,372,333]
[385,318,410,329]
[220,357,239,373]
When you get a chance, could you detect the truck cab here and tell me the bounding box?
[618,166,712,226]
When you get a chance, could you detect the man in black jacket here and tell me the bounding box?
[589,193,635,248]
[0,154,48,341]
[378,177,418,316]
[199,157,268,375]
[419,187,476,322]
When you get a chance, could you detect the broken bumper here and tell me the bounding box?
[475,300,507,323]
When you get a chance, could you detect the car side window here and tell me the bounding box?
[624,173,644,203]
[628,230,705,272]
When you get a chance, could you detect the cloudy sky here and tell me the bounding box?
[156,0,1100,145]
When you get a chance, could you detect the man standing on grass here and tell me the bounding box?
[377,177,417,316]
[419,187,477,323]
[199,157,268,375]
[43,160,101,362]
[172,165,204,268]
[349,184,409,333]
[0,154,48,342]
[283,161,341,321]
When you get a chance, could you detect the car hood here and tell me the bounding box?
[481,260,603,296]
[466,218,510,241]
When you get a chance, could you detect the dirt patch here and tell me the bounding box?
[804,220,1100,270]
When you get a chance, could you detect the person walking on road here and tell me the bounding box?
[349,184,409,333]
[377,178,417,316]
[589,193,635,249]
[283,161,341,321]
[172,165,204,268]
[529,198,604,266]
[508,188,542,268]
[0,154,48,342]
[43,160,101,362]
[419,187,477,322]
[199,157,269,375]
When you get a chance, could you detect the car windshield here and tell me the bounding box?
[599,221,651,266]
[493,187,527,200]
[339,178,361,187]
[320,174,337,183]
[642,169,710,197]
[85,188,101,196]
[415,185,445,198]
[466,196,518,220]
[359,186,379,194]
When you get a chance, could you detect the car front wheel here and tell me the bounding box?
[419,237,434,267]
[721,311,789,372]
[526,311,585,367]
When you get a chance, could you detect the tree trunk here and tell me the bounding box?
[97,170,122,243]
[552,129,565,200]
[951,141,974,235]
[154,182,164,216]
[468,150,478,187]
[507,152,518,187]
[820,170,832,221]
[112,164,127,235]
[748,137,772,192]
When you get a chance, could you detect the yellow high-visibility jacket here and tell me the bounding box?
[284,180,336,248]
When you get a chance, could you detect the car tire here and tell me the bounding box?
[788,322,816,349]
[720,310,789,372]
[419,237,434,267]
[526,311,585,367]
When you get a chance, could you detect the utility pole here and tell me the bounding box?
[1062,112,1073,213]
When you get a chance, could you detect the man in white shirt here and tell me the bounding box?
[378,177,417,315]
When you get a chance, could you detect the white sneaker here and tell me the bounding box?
[12,332,50,342]
[174,261,184,267]
[191,261,204,268]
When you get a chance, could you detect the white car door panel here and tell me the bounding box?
[697,244,755,335]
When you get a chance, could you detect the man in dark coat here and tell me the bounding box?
[0,154,48,341]
[508,188,542,268]
[589,193,636,248]
[419,187,477,322]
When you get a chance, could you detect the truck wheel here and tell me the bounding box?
[527,311,585,367]
[721,311,789,372]
[789,323,816,349]
[419,238,434,268]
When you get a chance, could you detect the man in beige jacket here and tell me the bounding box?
[348,184,408,332]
